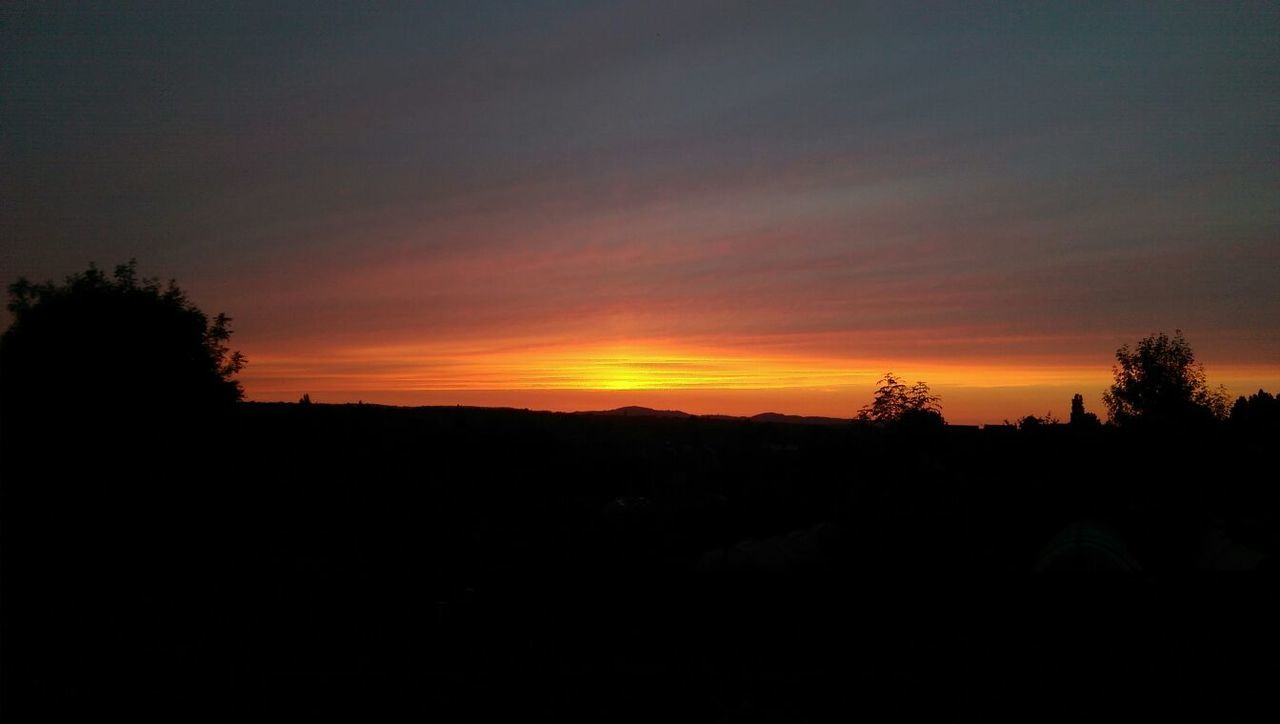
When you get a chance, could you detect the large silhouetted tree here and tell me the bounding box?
[1,262,247,711]
[1101,330,1228,427]
[0,260,245,423]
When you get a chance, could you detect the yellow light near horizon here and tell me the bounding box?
[236,338,1280,423]
[245,341,881,392]
[239,338,1280,402]
[487,347,861,391]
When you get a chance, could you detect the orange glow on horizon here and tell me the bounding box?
[237,338,1280,424]
[243,340,1106,392]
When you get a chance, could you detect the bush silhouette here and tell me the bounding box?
[1014,412,1059,430]
[0,260,245,424]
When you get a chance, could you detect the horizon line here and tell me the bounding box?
[242,397,1078,428]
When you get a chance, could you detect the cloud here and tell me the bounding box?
[4,3,1278,420]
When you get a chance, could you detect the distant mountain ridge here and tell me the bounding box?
[573,405,692,418]
[266,401,856,426]
[573,406,852,425]
[748,412,852,426]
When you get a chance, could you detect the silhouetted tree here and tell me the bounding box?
[300,393,313,405]
[1229,389,1280,434]
[1,263,249,709]
[1014,412,1059,430]
[858,372,943,424]
[1,260,245,424]
[1101,330,1228,427]
[1069,394,1100,428]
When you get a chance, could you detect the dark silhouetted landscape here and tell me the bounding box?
[2,264,1278,720]
[4,4,1279,720]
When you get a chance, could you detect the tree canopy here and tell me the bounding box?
[1,261,245,419]
[1101,330,1228,427]
[858,372,943,425]
[1229,388,1280,435]
[1069,393,1100,428]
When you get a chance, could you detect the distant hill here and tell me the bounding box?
[571,406,851,426]
[574,405,692,418]
[749,412,852,426]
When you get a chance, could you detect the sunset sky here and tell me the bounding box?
[3,3,1278,423]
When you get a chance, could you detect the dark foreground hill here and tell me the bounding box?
[573,405,851,426]
[2,402,1276,719]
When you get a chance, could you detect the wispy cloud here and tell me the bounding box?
[4,3,1278,420]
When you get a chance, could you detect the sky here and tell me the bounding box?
[3,2,1278,424]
